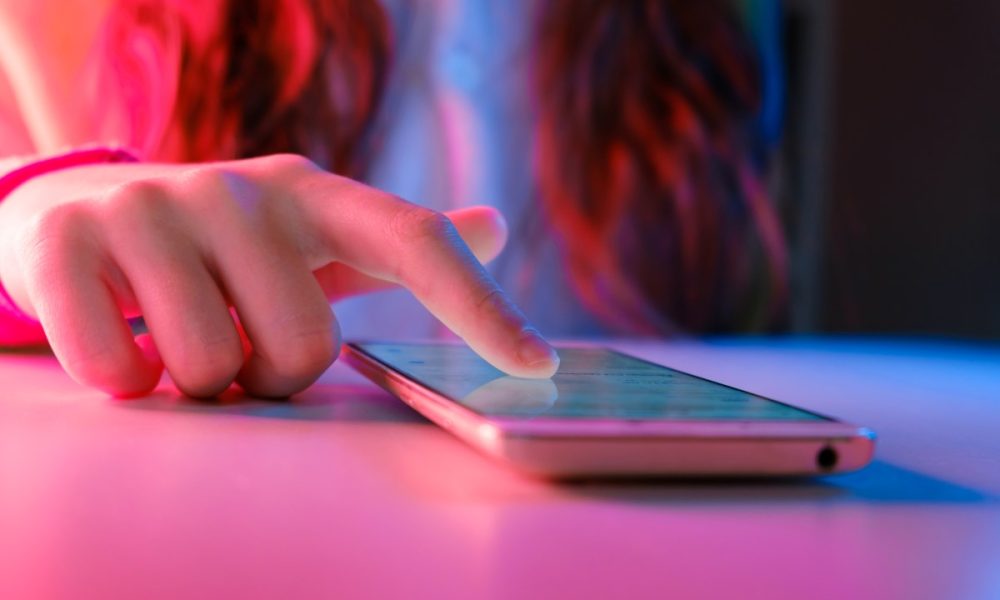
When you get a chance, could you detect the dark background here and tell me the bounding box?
[781,0,1000,339]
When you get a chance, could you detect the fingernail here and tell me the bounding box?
[517,329,559,369]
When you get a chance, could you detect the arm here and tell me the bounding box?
[0,0,178,159]
[0,0,116,152]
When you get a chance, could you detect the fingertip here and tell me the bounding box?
[109,380,160,400]
[513,329,560,379]
[96,334,162,399]
[512,360,560,380]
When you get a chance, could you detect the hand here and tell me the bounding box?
[0,154,559,398]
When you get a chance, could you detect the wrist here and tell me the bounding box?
[0,148,142,337]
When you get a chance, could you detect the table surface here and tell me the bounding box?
[2,337,999,600]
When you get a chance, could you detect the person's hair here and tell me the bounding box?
[532,0,786,333]
[108,0,786,334]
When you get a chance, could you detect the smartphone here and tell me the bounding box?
[342,342,875,478]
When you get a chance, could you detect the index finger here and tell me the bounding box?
[299,175,559,378]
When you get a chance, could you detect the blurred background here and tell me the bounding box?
[780,0,1000,339]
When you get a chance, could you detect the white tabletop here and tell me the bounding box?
[1,337,999,600]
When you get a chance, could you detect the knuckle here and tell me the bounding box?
[385,205,458,286]
[180,165,242,195]
[169,337,244,397]
[27,203,90,242]
[468,283,523,330]
[108,178,167,206]
[262,153,317,174]
[99,179,173,230]
[267,319,339,381]
[237,154,319,184]
[390,204,456,243]
[179,165,267,217]
[185,163,231,183]
[473,286,507,315]
[19,204,93,274]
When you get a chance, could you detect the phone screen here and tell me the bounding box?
[355,343,828,422]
